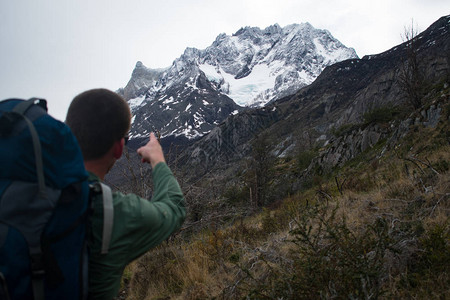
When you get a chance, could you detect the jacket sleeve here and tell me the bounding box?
[123,162,186,261]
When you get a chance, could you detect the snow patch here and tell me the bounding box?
[162,96,175,105]
[199,63,278,106]
[128,95,146,111]
[200,63,222,83]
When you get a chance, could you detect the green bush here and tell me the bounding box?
[297,150,317,171]
[286,203,393,299]
[363,105,401,126]
[330,123,359,137]
[419,224,450,273]
[397,223,450,298]
[223,184,249,205]
[235,201,397,299]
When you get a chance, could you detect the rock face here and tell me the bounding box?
[316,101,446,171]
[122,22,357,140]
[182,107,281,170]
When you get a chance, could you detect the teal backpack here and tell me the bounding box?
[0,98,113,300]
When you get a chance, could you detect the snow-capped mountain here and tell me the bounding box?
[199,23,357,106]
[123,22,358,140]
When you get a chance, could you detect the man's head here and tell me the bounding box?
[66,88,131,161]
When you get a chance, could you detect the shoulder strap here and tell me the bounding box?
[99,183,114,254]
[13,99,48,200]
[90,182,114,254]
[11,99,48,300]
[0,272,10,300]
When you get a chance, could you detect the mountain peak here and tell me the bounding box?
[135,61,145,68]
[121,61,166,101]
[263,23,282,34]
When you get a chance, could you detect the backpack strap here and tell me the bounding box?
[10,98,48,200]
[13,99,48,300]
[99,183,114,254]
[0,272,10,300]
[30,254,45,300]
[90,182,114,254]
[1,98,52,300]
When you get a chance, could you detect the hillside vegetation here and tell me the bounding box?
[117,84,449,299]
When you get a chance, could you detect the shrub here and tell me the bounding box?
[363,105,401,126]
[394,223,450,298]
[233,200,397,299]
[287,203,393,299]
[419,224,450,273]
[330,123,359,137]
[223,184,249,205]
[297,150,317,171]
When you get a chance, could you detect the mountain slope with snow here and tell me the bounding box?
[123,22,358,140]
[198,23,357,106]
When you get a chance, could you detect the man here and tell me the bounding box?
[65,88,186,299]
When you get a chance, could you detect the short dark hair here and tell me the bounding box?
[66,88,131,160]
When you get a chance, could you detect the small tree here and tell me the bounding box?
[398,20,427,109]
[246,133,275,207]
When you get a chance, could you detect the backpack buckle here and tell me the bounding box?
[30,253,45,278]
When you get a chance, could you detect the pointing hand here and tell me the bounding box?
[137,132,166,168]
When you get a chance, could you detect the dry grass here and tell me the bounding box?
[125,161,448,299]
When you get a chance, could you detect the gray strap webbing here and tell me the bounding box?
[31,273,44,300]
[0,272,11,300]
[12,99,48,299]
[22,116,47,200]
[12,99,47,200]
[99,183,113,254]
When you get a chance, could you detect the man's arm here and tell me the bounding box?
[124,132,185,257]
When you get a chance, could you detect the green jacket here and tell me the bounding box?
[87,162,185,299]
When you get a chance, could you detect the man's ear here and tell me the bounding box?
[113,139,124,159]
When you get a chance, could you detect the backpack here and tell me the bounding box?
[0,98,113,300]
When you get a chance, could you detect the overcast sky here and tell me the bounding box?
[1,0,449,120]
